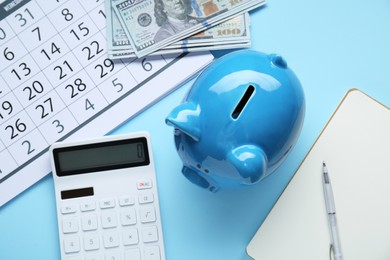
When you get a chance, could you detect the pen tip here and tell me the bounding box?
[323,161,326,166]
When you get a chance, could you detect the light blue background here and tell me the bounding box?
[1,0,390,259]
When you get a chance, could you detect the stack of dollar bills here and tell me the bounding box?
[105,0,266,58]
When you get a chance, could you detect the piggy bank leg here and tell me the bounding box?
[182,166,219,192]
[227,145,267,185]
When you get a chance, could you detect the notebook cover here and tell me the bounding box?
[246,89,390,260]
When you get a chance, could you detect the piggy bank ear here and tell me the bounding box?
[227,145,267,184]
[165,102,201,142]
[269,53,288,69]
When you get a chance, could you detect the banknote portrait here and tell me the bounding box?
[153,0,203,42]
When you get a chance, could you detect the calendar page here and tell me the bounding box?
[0,0,213,207]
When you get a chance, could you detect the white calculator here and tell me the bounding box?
[49,132,166,260]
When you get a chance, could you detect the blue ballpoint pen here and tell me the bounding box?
[322,162,343,260]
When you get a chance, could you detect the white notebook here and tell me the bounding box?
[246,89,390,260]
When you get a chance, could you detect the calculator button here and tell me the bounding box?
[84,233,100,251]
[65,256,83,260]
[85,254,101,260]
[137,180,153,190]
[105,251,121,260]
[138,193,154,204]
[103,231,120,248]
[125,248,141,260]
[140,207,156,223]
[100,198,116,209]
[142,226,159,243]
[63,236,81,253]
[120,209,137,226]
[62,218,79,234]
[61,204,77,214]
[101,212,118,228]
[119,196,135,206]
[122,228,139,246]
[80,201,96,212]
[82,214,98,231]
[145,246,161,260]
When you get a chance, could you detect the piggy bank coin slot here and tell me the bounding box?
[232,85,255,119]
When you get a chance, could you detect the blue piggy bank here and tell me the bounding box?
[166,50,305,192]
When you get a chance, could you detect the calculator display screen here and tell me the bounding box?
[53,137,149,176]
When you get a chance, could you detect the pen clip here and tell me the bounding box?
[329,244,334,260]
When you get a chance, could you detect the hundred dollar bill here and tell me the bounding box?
[114,0,265,57]
[106,0,250,53]
[106,0,132,51]
[167,12,250,49]
[107,14,251,58]
[107,0,251,58]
